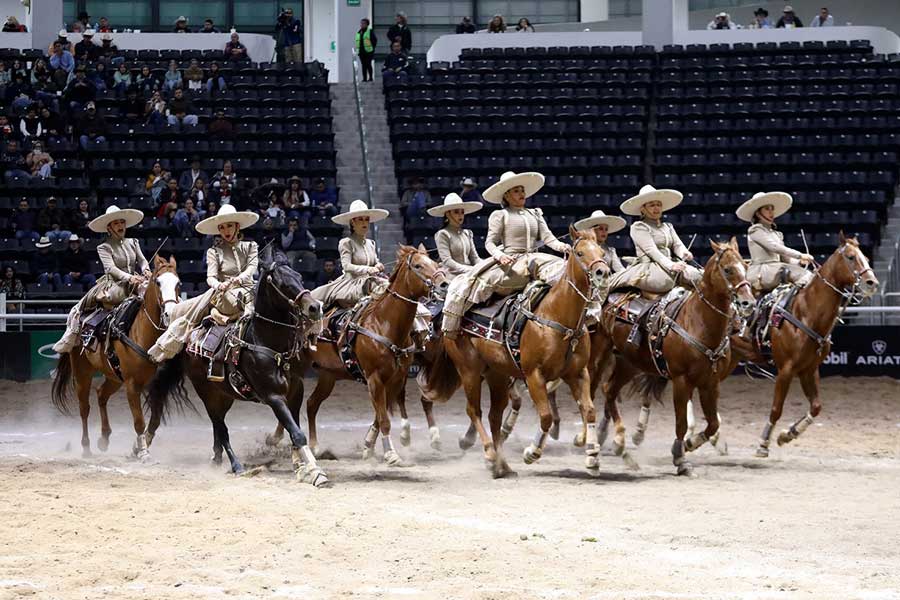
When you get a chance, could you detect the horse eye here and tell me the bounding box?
[724,267,732,275]
[577,251,583,257]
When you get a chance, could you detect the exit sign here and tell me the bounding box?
[347,0,360,5]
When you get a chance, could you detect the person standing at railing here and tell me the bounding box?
[276,8,304,64]
[356,18,377,83]
[387,12,412,53]
[0,266,26,312]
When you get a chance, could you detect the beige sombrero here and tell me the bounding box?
[89,205,144,233]
[196,204,259,235]
[736,191,793,223]
[332,199,389,226]
[426,193,482,217]
[619,184,683,216]
[574,209,627,234]
[482,171,545,204]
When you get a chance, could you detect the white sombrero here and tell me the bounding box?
[196,204,259,235]
[574,209,627,234]
[427,193,482,217]
[89,205,144,233]
[619,184,683,216]
[482,171,545,204]
[332,199,389,226]
[736,191,793,223]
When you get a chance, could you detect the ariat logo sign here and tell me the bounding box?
[872,340,887,355]
[856,339,899,365]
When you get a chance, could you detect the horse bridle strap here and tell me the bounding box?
[814,243,873,305]
[349,322,417,359]
[772,303,832,351]
[518,306,584,342]
[664,315,730,369]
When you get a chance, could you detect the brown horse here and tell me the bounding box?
[445,226,609,478]
[593,239,755,476]
[727,234,879,457]
[268,245,448,465]
[52,256,181,460]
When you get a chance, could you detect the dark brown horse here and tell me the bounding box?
[52,256,181,460]
[593,239,755,476]
[445,226,609,478]
[267,245,448,466]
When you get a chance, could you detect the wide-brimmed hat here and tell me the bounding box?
[196,204,259,235]
[35,236,52,249]
[619,184,683,216]
[68,234,81,242]
[716,11,728,18]
[332,199,389,226]
[83,28,95,36]
[288,175,303,184]
[736,192,793,223]
[574,209,627,234]
[461,177,476,187]
[175,16,188,23]
[482,171,545,204]
[754,8,769,16]
[427,193,482,217]
[783,5,794,12]
[89,205,144,233]
[58,29,68,38]
[101,32,113,41]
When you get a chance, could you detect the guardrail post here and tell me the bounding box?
[0,292,6,333]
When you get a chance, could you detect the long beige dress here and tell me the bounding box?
[607,220,701,294]
[746,223,812,293]
[148,239,258,362]
[443,206,567,332]
[602,243,625,274]
[52,237,150,353]
[435,225,480,279]
[310,235,384,308]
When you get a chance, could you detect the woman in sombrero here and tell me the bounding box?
[607,185,701,295]
[429,192,482,280]
[53,205,151,353]
[442,171,570,338]
[148,204,259,362]
[574,209,627,274]
[737,191,813,294]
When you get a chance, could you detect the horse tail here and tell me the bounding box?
[143,356,193,424]
[416,338,460,405]
[51,353,73,415]
[627,373,668,406]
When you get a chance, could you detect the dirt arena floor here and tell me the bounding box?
[0,375,898,600]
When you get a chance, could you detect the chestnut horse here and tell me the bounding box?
[446,226,609,478]
[52,256,181,460]
[593,239,755,476]
[267,245,448,465]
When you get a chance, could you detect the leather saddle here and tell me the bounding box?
[746,284,798,362]
[80,297,142,350]
[317,302,370,382]
[186,317,239,382]
[605,288,687,349]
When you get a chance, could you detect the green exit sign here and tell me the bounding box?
[347,0,360,5]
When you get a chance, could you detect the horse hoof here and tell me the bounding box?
[492,460,516,479]
[549,421,560,441]
[458,435,476,451]
[297,466,330,488]
[522,444,542,465]
[585,454,600,472]
[573,432,586,448]
[676,462,694,477]
[238,466,266,478]
[264,434,282,447]
[97,437,109,452]
[81,448,92,459]
[755,446,770,458]
[210,454,223,466]
[428,427,441,451]
[384,450,403,466]
[622,451,641,471]
[776,430,793,446]
[362,447,375,461]
[632,430,645,447]
[713,439,729,456]
[137,450,151,464]
[399,424,412,447]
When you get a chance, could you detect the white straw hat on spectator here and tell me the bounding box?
[783,5,794,12]
[68,234,81,242]
[461,177,476,187]
[196,204,259,235]
[574,210,627,234]
[427,193,482,217]
[175,16,187,23]
[716,11,728,18]
[101,32,112,41]
[619,184,683,216]
[736,192,793,223]
[482,171,545,204]
[89,205,144,232]
[332,199,389,226]
[58,29,68,38]
[83,28,95,36]
[35,236,52,249]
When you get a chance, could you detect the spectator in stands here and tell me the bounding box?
[387,12,412,53]
[456,16,476,34]
[40,106,65,144]
[810,7,833,27]
[201,19,220,33]
[184,59,204,91]
[179,158,208,192]
[61,234,96,288]
[145,161,171,202]
[47,30,73,55]
[163,60,182,93]
[64,67,97,113]
[3,16,27,32]
[487,15,506,33]
[166,87,198,131]
[276,7,304,64]
[49,41,75,74]
[205,62,227,94]
[174,198,202,237]
[189,178,208,205]
[123,87,145,120]
[70,199,94,233]
[98,33,120,63]
[19,105,44,142]
[0,115,13,141]
[158,179,182,215]
[73,29,99,63]
[5,72,32,115]
[460,177,483,203]
[0,62,10,88]
[87,61,110,93]
[213,159,237,189]
[145,90,167,130]
[2,140,29,181]
[262,196,286,229]
[136,65,160,94]
[515,18,535,32]
[207,108,234,139]
[31,237,62,286]
[1,266,26,310]
[401,177,431,230]
[316,259,339,287]
[113,63,132,97]
[29,60,55,103]
[13,199,40,241]
[8,58,26,79]
[76,101,107,149]
[38,197,71,242]
[173,16,190,33]
[211,177,233,205]
[356,18,377,83]
[225,32,248,62]
[383,41,409,78]
[204,200,219,219]
[71,21,83,33]
[309,177,338,217]
[750,9,770,28]
[776,5,803,28]
[25,140,53,179]
[97,17,111,33]
[76,11,91,31]
[281,217,316,263]
[707,12,736,30]
[284,176,311,222]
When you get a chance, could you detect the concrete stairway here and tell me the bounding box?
[873,192,900,293]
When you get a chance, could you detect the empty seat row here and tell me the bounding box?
[386,86,650,105]
[654,151,898,169]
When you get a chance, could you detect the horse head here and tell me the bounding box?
[258,242,323,324]
[707,238,754,318]
[151,255,181,326]
[390,244,448,301]
[822,232,879,300]
[568,224,610,300]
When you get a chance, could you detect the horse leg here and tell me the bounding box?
[499,380,524,443]
[420,398,442,450]
[777,368,819,447]
[124,382,150,462]
[72,360,93,458]
[671,376,695,476]
[564,367,601,474]
[370,373,402,467]
[206,395,243,475]
[265,392,328,487]
[522,370,552,465]
[547,379,562,440]
[685,382,720,454]
[304,373,336,456]
[397,382,412,447]
[757,368,794,457]
[95,378,121,452]
[686,399,696,437]
[605,386,640,470]
[602,359,638,457]
[484,371,513,478]
[461,372,494,464]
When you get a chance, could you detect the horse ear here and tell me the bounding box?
[568,223,578,240]
[839,230,847,244]
[259,241,273,265]
[710,239,721,252]
[729,236,739,252]
[168,256,177,268]
[154,254,166,269]
[417,243,427,253]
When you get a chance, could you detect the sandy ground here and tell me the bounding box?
[0,374,898,600]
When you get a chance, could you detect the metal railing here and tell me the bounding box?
[351,48,379,255]
[887,239,900,294]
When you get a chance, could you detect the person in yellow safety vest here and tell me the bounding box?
[356,18,377,82]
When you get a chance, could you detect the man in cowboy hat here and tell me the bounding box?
[776,5,803,28]
[750,8,772,29]
[31,236,62,287]
[173,16,191,33]
[61,234,96,287]
[442,171,570,338]
[707,12,736,30]
[459,177,483,204]
[428,192,482,279]
[74,29,99,62]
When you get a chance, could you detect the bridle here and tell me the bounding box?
[690,247,752,320]
[813,242,875,306]
[564,236,609,304]
[254,261,319,332]
[142,268,180,331]
[387,252,447,305]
